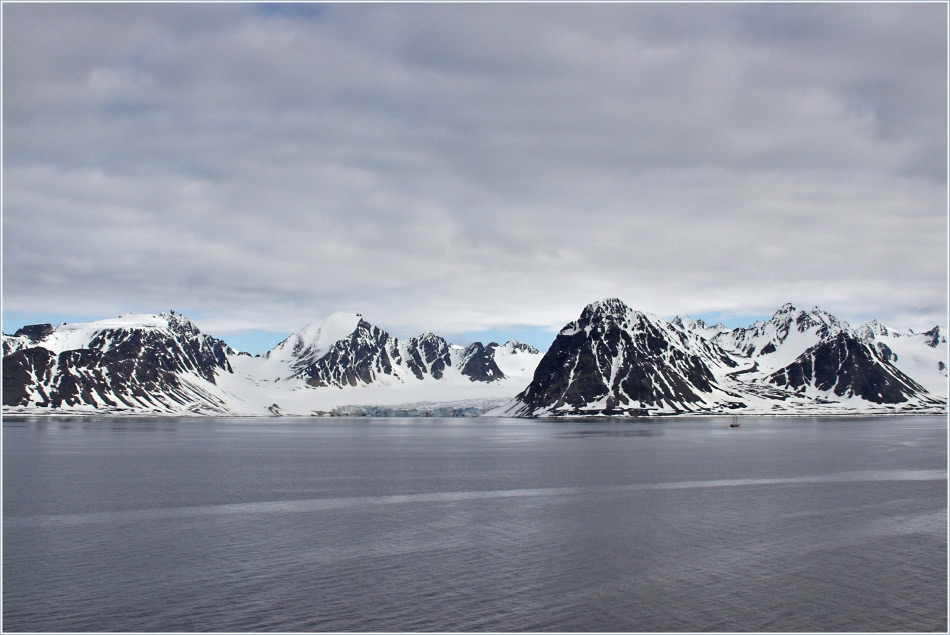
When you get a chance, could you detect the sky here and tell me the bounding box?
[2,3,947,354]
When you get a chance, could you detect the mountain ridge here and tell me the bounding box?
[3,311,543,415]
[3,301,946,416]
[492,298,946,417]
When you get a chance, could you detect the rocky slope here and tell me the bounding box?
[493,299,946,417]
[3,312,235,413]
[3,301,944,417]
[3,312,541,415]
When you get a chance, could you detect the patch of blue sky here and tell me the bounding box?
[3,310,118,334]
[442,325,556,353]
[2,310,289,356]
[218,331,290,356]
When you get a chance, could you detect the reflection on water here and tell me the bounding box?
[3,415,947,632]
[558,428,664,438]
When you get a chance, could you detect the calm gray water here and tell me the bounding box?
[3,415,947,632]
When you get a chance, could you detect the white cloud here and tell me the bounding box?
[2,3,946,339]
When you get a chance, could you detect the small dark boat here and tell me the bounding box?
[730,415,740,428]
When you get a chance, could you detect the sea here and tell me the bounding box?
[3,415,947,632]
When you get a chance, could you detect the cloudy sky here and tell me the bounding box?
[3,3,947,353]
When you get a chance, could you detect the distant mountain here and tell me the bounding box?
[264,313,509,387]
[493,299,946,417]
[2,311,542,415]
[3,312,234,413]
[3,302,945,417]
[501,299,744,417]
[852,322,947,396]
[767,332,929,404]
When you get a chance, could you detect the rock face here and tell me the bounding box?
[403,333,452,380]
[14,323,56,341]
[2,301,945,417]
[298,319,398,388]
[502,341,540,355]
[922,326,945,349]
[711,303,851,363]
[768,333,927,404]
[271,314,511,388]
[457,342,504,382]
[2,311,541,414]
[497,298,946,417]
[508,299,744,416]
[2,312,234,412]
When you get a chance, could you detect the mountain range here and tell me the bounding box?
[2,311,541,416]
[3,300,946,416]
[492,299,945,416]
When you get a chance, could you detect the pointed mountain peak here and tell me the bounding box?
[268,312,365,361]
[299,312,362,344]
[773,303,802,318]
[581,298,632,321]
[411,330,446,344]
[807,306,839,325]
[857,319,890,340]
[922,325,946,347]
[674,316,710,331]
[160,310,203,332]
[575,299,667,335]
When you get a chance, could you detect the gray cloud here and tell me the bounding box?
[2,3,946,339]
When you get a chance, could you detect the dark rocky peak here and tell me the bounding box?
[458,342,505,382]
[300,320,396,388]
[162,310,206,340]
[807,307,850,337]
[512,302,721,416]
[579,298,633,323]
[773,302,800,317]
[504,340,540,354]
[791,311,814,329]
[403,332,451,380]
[767,303,813,337]
[767,332,927,404]
[757,303,847,343]
[922,326,945,348]
[13,323,55,341]
[407,331,450,356]
[270,313,366,369]
[86,314,233,383]
[411,330,447,346]
[576,300,672,349]
[164,311,236,357]
[807,306,838,325]
[328,319,398,362]
[346,318,383,344]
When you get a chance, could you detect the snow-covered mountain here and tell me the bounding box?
[497,299,742,417]
[3,311,542,416]
[852,322,947,396]
[257,313,514,388]
[3,312,235,413]
[3,301,945,417]
[492,299,946,417]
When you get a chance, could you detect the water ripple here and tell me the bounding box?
[8,468,945,528]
